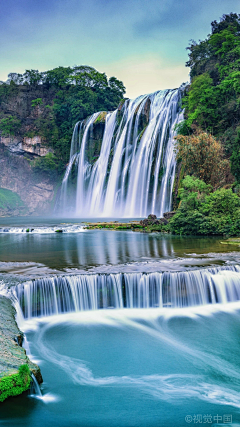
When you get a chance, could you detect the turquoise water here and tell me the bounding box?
[1,307,240,426]
[0,217,238,271]
[1,219,240,426]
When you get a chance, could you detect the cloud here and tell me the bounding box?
[0,0,239,95]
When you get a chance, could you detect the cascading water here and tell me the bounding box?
[30,373,42,398]
[15,266,240,319]
[58,88,184,217]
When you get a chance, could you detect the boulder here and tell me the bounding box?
[140,215,168,227]
[163,211,176,220]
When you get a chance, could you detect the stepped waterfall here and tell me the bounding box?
[15,266,240,319]
[58,88,184,217]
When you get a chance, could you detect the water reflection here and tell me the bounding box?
[0,228,238,271]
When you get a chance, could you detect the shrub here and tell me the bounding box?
[31,152,57,176]
[31,98,43,108]
[170,176,240,235]
[174,132,230,188]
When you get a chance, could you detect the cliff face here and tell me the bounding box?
[0,145,57,216]
[0,135,52,157]
[0,85,60,216]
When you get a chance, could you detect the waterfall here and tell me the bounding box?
[30,373,42,398]
[15,266,240,319]
[58,88,184,217]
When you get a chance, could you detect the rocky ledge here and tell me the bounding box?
[0,135,52,157]
[0,295,42,402]
[85,213,176,232]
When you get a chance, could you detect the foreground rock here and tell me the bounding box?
[0,295,42,401]
[140,214,168,227]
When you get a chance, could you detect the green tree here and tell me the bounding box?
[0,65,126,171]
[0,116,21,136]
[182,13,240,180]
[174,131,230,188]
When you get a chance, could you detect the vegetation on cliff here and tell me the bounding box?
[173,13,240,235]
[0,66,125,173]
[0,188,26,214]
[178,13,240,180]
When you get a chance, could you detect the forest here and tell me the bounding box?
[0,66,125,172]
[171,12,240,235]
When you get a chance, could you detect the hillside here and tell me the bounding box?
[172,13,240,235]
[0,66,125,216]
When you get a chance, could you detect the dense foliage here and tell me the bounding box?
[0,66,125,172]
[171,13,240,235]
[180,13,240,180]
[170,176,240,235]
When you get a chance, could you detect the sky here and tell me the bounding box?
[0,0,239,98]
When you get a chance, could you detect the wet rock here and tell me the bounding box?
[148,214,157,221]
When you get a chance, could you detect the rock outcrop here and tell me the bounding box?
[0,295,42,383]
[0,135,53,157]
[140,214,168,226]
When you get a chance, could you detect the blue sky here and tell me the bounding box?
[0,0,239,97]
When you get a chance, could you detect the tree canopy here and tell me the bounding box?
[181,13,240,180]
[0,65,126,172]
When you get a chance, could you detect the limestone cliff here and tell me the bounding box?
[0,144,58,216]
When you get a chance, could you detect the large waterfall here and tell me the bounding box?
[58,88,184,217]
[15,266,240,319]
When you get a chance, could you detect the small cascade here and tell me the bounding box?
[57,88,184,217]
[30,373,42,398]
[15,266,240,319]
[0,225,85,234]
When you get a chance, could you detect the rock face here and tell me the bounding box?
[0,144,57,216]
[0,135,52,157]
[0,295,42,383]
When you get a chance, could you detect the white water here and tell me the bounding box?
[58,88,183,217]
[30,373,42,398]
[0,225,85,234]
[14,266,240,319]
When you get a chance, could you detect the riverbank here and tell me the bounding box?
[0,295,42,402]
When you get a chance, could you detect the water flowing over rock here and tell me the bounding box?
[57,88,184,217]
[15,266,240,319]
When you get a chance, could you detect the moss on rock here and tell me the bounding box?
[0,295,42,401]
[0,364,31,402]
